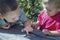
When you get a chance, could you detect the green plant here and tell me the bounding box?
[17,0,43,22]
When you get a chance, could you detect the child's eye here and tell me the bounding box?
[44,2,48,5]
[44,2,47,4]
[46,7,52,12]
[12,18,15,20]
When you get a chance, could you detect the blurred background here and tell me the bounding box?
[17,0,43,22]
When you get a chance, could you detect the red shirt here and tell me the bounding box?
[38,10,60,32]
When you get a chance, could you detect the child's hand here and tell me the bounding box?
[42,29,60,36]
[42,29,51,35]
[32,21,40,28]
[1,24,11,29]
[22,26,33,34]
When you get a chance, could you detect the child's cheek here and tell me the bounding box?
[47,12,52,16]
[47,12,56,16]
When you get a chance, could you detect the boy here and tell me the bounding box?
[0,0,33,33]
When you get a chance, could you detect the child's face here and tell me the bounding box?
[43,0,59,16]
[4,7,20,23]
[45,4,57,16]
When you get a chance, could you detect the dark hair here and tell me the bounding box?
[48,0,60,8]
[0,0,18,16]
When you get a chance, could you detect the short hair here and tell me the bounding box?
[48,0,60,8]
[0,0,18,16]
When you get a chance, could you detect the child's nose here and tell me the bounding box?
[14,17,19,22]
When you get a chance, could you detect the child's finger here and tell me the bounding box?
[26,30,29,35]
[21,29,29,37]
[21,29,25,32]
[22,27,27,32]
[24,30,29,37]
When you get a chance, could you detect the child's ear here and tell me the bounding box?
[0,15,4,18]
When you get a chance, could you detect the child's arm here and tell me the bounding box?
[49,31,60,36]
[22,19,40,35]
[19,9,33,34]
[32,20,40,28]
[42,29,60,36]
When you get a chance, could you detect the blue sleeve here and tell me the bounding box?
[0,19,7,26]
[19,9,27,23]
